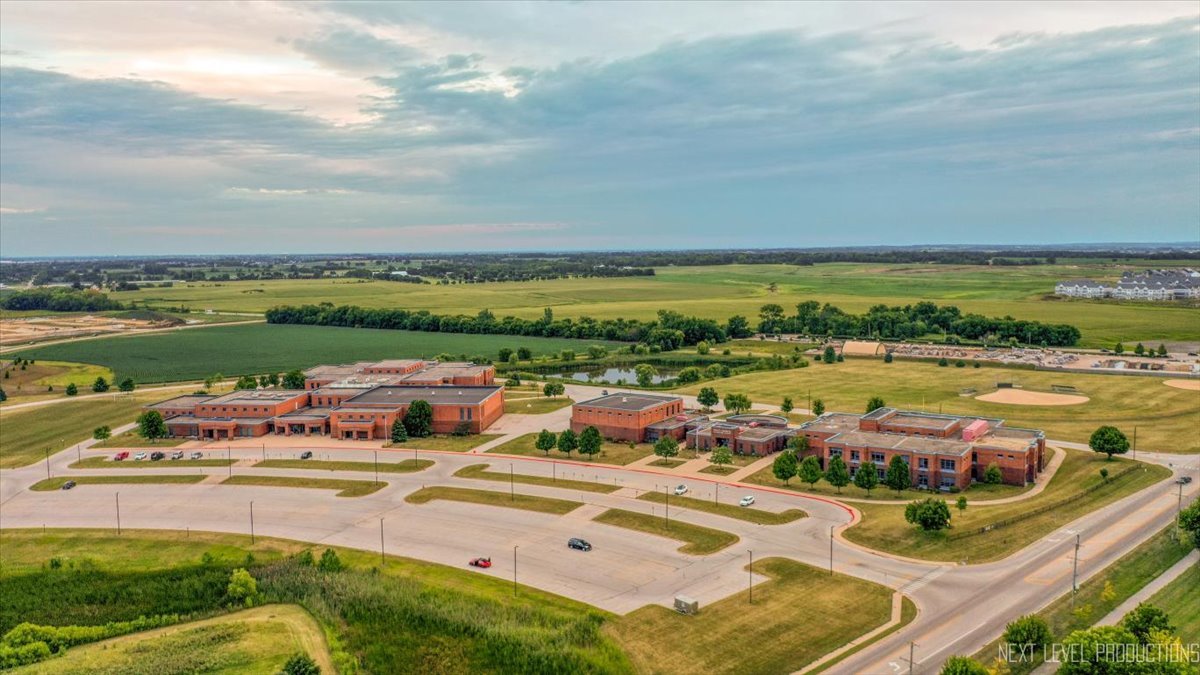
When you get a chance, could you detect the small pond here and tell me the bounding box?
[547,367,680,385]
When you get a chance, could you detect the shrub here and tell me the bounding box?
[451,421,471,437]
[954,360,966,368]
[983,463,1003,485]
[904,498,952,531]
[1003,614,1052,651]
[226,568,257,607]
[317,549,344,572]
[937,358,948,367]
[940,656,988,675]
[281,653,321,674]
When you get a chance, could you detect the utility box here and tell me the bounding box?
[674,596,699,615]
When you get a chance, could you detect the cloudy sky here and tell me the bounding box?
[1,1,1198,256]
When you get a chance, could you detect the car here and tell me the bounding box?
[170,451,184,460]
[300,451,313,459]
[113,451,129,461]
[568,538,592,551]
[149,451,165,461]
[1178,476,1193,485]
[133,452,148,461]
[61,480,77,490]
[189,452,204,460]
[739,496,756,507]
[468,557,492,568]
[673,484,688,496]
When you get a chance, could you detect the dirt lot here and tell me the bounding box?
[0,314,176,346]
[975,389,1090,406]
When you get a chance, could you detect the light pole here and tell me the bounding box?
[380,518,385,565]
[714,482,719,505]
[909,641,917,675]
[1071,532,1081,601]
[510,464,515,501]
[44,449,50,480]
[513,545,518,597]
[664,485,670,527]
[115,492,121,535]
[374,451,379,485]
[227,448,232,477]
[748,549,754,604]
[249,501,255,545]
[829,525,835,575]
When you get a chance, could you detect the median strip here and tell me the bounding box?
[254,458,433,473]
[454,464,620,494]
[31,475,206,491]
[404,486,582,515]
[71,456,232,469]
[219,475,386,497]
[592,508,739,555]
[637,491,806,525]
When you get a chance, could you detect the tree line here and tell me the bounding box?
[0,287,123,312]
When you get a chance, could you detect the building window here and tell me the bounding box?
[871,452,885,464]
[939,459,956,472]
[850,450,860,461]
[918,457,929,469]
[829,448,843,458]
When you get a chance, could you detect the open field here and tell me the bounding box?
[487,432,657,465]
[255,458,433,473]
[0,360,113,402]
[404,486,583,515]
[101,262,1200,346]
[606,557,905,674]
[7,323,628,383]
[455,463,621,494]
[71,456,229,469]
[505,396,574,414]
[10,605,333,675]
[388,433,502,452]
[220,475,386,497]
[636,491,807,525]
[676,358,1200,453]
[843,450,1172,562]
[30,474,206,491]
[1148,560,1200,644]
[92,430,187,448]
[593,508,739,555]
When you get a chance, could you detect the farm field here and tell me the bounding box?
[103,262,1200,347]
[7,323,628,383]
[675,358,1200,453]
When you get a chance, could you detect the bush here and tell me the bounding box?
[940,656,988,675]
[226,568,257,607]
[317,549,344,572]
[451,421,471,437]
[983,463,1003,485]
[904,498,952,531]
[937,358,948,367]
[1003,614,1052,651]
[954,360,966,368]
[281,653,321,674]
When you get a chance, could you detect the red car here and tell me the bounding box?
[469,557,492,569]
[113,451,130,461]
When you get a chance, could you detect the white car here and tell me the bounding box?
[739,496,756,507]
[673,484,688,496]
[133,452,148,461]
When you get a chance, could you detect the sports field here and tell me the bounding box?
[675,359,1200,453]
[7,323,627,383]
[105,262,1200,347]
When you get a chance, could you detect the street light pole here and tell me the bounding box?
[1071,533,1081,600]
[380,518,385,565]
[227,448,232,477]
[510,464,515,501]
[513,545,518,597]
[748,549,754,604]
[374,450,379,485]
[1133,426,1137,460]
[909,641,917,675]
[249,501,255,545]
[664,485,670,527]
[44,449,50,480]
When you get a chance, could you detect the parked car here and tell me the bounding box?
[568,538,592,551]
[170,451,184,460]
[739,496,756,507]
[61,480,77,490]
[673,484,689,496]
[468,557,492,568]
[133,452,148,461]
[149,451,165,461]
[1178,476,1193,485]
[113,451,129,461]
[300,451,313,459]
[189,452,204,460]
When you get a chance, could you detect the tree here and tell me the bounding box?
[535,429,557,456]
[1134,342,1145,355]
[542,381,565,398]
[1179,501,1200,548]
[1057,625,1143,675]
[780,397,793,414]
[559,349,576,361]
[1003,614,1052,652]
[710,445,734,469]
[983,463,1003,484]
[883,351,893,363]
[824,456,850,493]
[1099,467,1109,482]
[696,387,719,410]
[235,374,259,390]
[822,346,836,364]
[653,435,678,460]
[884,456,911,495]
[1089,425,1129,460]
[281,653,321,675]
[282,369,306,389]
[93,425,111,441]
[798,455,822,488]
[403,400,433,438]
[956,495,967,513]
[317,548,344,572]
[557,429,578,457]
[938,357,949,367]
[587,345,608,360]
[634,363,658,387]
[136,410,167,442]
[390,418,408,443]
[1122,603,1174,643]
[725,314,752,338]
[865,396,886,413]
[91,376,110,393]
[811,398,825,416]
[118,377,135,392]
[498,347,514,362]
[723,393,751,414]
[939,656,988,675]
[1114,342,1125,354]
[258,374,271,388]
[695,340,710,355]
[1156,343,1168,357]
[772,450,798,485]
[267,372,280,387]
[65,382,78,396]
[226,568,257,607]
[506,374,522,387]
[0,387,6,403]
[904,498,952,531]
[853,463,878,496]
[516,347,532,360]
[578,426,602,460]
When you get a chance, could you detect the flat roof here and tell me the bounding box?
[575,392,681,411]
[886,413,960,431]
[343,385,502,406]
[202,390,309,406]
[827,430,971,456]
[148,395,214,409]
[800,413,862,435]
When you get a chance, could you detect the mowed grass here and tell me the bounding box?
[0,360,113,402]
[0,393,164,468]
[592,508,739,555]
[220,475,386,497]
[8,323,628,383]
[504,396,574,415]
[255,458,433,473]
[9,605,333,675]
[394,433,502,452]
[101,262,1200,346]
[455,463,620,494]
[487,432,656,465]
[1148,560,1200,644]
[675,358,1200,453]
[92,430,186,448]
[404,486,583,515]
[30,475,206,491]
[71,456,230,469]
[606,557,900,674]
[636,491,807,525]
[844,450,1172,562]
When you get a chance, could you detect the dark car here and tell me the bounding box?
[149,451,165,461]
[568,538,592,552]
[61,480,77,490]
[300,451,313,460]
[1178,476,1193,485]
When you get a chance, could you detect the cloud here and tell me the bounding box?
[0,206,45,214]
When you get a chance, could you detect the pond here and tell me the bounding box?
[547,367,680,385]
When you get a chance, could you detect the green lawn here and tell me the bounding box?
[647,458,686,468]
[254,458,433,473]
[487,432,656,465]
[30,475,206,491]
[220,475,386,497]
[0,360,114,403]
[637,491,806,525]
[844,450,1172,562]
[404,486,583,515]
[1147,560,1200,644]
[392,433,503,452]
[606,557,903,674]
[8,323,628,383]
[592,509,739,555]
[0,392,171,468]
[699,465,738,476]
[504,396,574,415]
[71,456,230,469]
[677,359,1200,453]
[92,430,186,448]
[454,463,620,494]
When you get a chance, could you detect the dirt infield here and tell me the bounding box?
[1164,379,1200,391]
[975,389,1090,406]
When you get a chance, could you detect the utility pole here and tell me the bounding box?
[714,482,719,505]
[380,518,385,565]
[77,445,81,464]
[909,641,916,675]
[748,549,754,604]
[1071,532,1081,601]
[115,492,121,535]
[249,501,255,545]
[553,461,556,482]
[228,448,232,477]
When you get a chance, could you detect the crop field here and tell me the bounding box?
[104,262,1200,347]
[7,323,628,383]
[675,358,1200,453]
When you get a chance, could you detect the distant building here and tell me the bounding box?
[570,392,696,442]
[687,414,794,456]
[1055,269,1200,301]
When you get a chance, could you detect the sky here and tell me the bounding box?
[1,1,1198,256]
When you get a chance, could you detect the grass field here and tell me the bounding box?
[1147,560,1200,644]
[676,359,1200,453]
[505,396,574,414]
[220,475,386,497]
[636,491,807,525]
[606,557,903,674]
[592,508,738,554]
[843,450,1171,562]
[92,430,187,448]
[0,360,114,403]
[7,323,628,383]
[404,486,583,515]
[255,458,433,473]
[392,433,502,452]
[30,475,206,491]
[487,432,656,465]
[455,463,621,494]
[9,605,333,675]
[100,262,1200,347]
[71,456,229,469]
